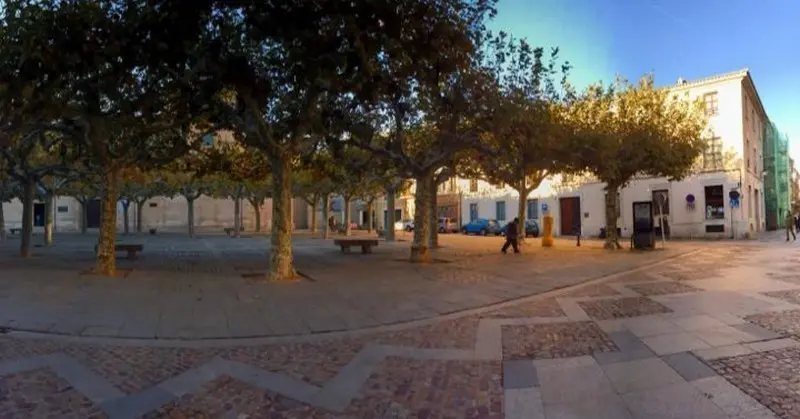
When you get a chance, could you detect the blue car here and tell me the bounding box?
[461,218,502,236]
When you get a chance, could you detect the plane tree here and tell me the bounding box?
[567,76,706,249]
[465,35,576,249]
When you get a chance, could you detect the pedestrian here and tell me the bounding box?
[786,212,796,241]
[502,218,520,254]
[794,214,800,233]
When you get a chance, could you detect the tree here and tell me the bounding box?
[294,167,334,237]
[343,0,498,262]
[162,148,214,238]
[0,165,17,240]
[38,171,80,245]
[568,76,706,249]
[4,0,211,275]
[1,132,73,256]
[244,178,271,234]
[468,37,575,249]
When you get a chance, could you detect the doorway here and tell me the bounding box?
[33,203,45,227]
[86,199,101,228]
[559,197,581,235]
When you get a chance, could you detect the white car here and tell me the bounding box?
[402,219,415,231]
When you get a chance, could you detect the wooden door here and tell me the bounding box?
[559,197,581,235]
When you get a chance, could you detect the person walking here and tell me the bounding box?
[502,218,520,254]
[786,212,796,241]
[794,214,800,233]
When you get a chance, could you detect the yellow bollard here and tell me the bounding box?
[541,215,554,247]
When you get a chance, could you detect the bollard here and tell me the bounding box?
[541,215,554,247]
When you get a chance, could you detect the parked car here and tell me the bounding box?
[500,219,540,238]
[393,220,405,231]
[403,219,415,231]
[438,217,459,233]
[461,218,502,236]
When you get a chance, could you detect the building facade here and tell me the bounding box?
[763,122,791,229]
[449,69,772,239]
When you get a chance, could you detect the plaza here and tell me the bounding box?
[2,232,800,418]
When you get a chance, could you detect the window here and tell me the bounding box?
[748,185,753,216]
[746,140,750,169]
[469,203,478,221]
[448,177,456,193]
[149,202,158,208]
[703,92,718,116]
[469,178,478,192]
[496,201,506,221]
[702,137,723,170]
[652,190,669,215]
[704,185,724,219]
[527,199,539,219]
[57,206,69,213]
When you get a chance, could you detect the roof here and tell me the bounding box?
[670,68,769,122]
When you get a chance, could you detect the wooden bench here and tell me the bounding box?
[94,244,144,260]
[334,239,379,254]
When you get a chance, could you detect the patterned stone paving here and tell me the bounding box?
[607,272,661,283]
[558,283,622,298]
[0,368,107,419]
[625,281,700,296]
[763,289,800,306]
[656,270,696,282]
[501,321,618,360]
[709,346,800,419]
[144,377,339,419]
[368,316,482,349]
[745,309,800,339]
[577,296,673,320]
[484,297,565,318]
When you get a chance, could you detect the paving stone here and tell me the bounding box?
[669,314,729,331]
[504,387,545,419]
[662,352,717,382]
[744,337,799,353]
[623,315,682,337]
[502,321,617,360]
[593,348,656,366]
[626,281,700,296]
[692,325,758,347]
[641,332,712,356]
[537,362,615,404]
[607,330,652,352]
[543,395,633,419]
[502,359,538,389]
[602,357,684,394]
[622,381,728,419]
[692,344,754,361]
[731,322,782,341]
[692,376,769,417]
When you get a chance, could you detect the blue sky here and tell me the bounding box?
[490,0,800,158]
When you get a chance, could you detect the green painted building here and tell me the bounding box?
[764,122,791,230]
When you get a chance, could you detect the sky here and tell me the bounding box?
[490,0,800,159]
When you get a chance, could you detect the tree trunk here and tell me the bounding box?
[385,187,396,242]
[322,194,330,240]
[80,199,88,234]
[604,184,622,250]
[122,200,130,235]
[95,168,120,276]
[367,202,374,233]
[343,196,352,236]
[20,180,34,258]
[0,200,5,240]
[44,193,54,246]
[428,176,439,249]
[411,173,432,262]
[233,195,241,238]
[310,201,318,235]
[136,200,145,233]
[516,185,529,250]
[187,197,195,238]
[269,156,295,280]
[250,199,262,233]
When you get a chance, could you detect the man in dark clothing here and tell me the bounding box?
[502,218,520,254]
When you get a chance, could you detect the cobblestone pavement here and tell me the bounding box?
[4,240,800,417]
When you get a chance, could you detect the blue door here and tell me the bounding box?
[469,203,478,221]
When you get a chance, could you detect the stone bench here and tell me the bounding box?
[8,228,21,235]
[334,239,379,254]
[94,244,144,260]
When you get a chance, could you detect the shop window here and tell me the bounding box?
[704,185,724,219]
[496,201,506,221]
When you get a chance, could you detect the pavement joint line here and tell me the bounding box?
[1,248,700,348]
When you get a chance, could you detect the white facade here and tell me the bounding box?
[448,69,770,239]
